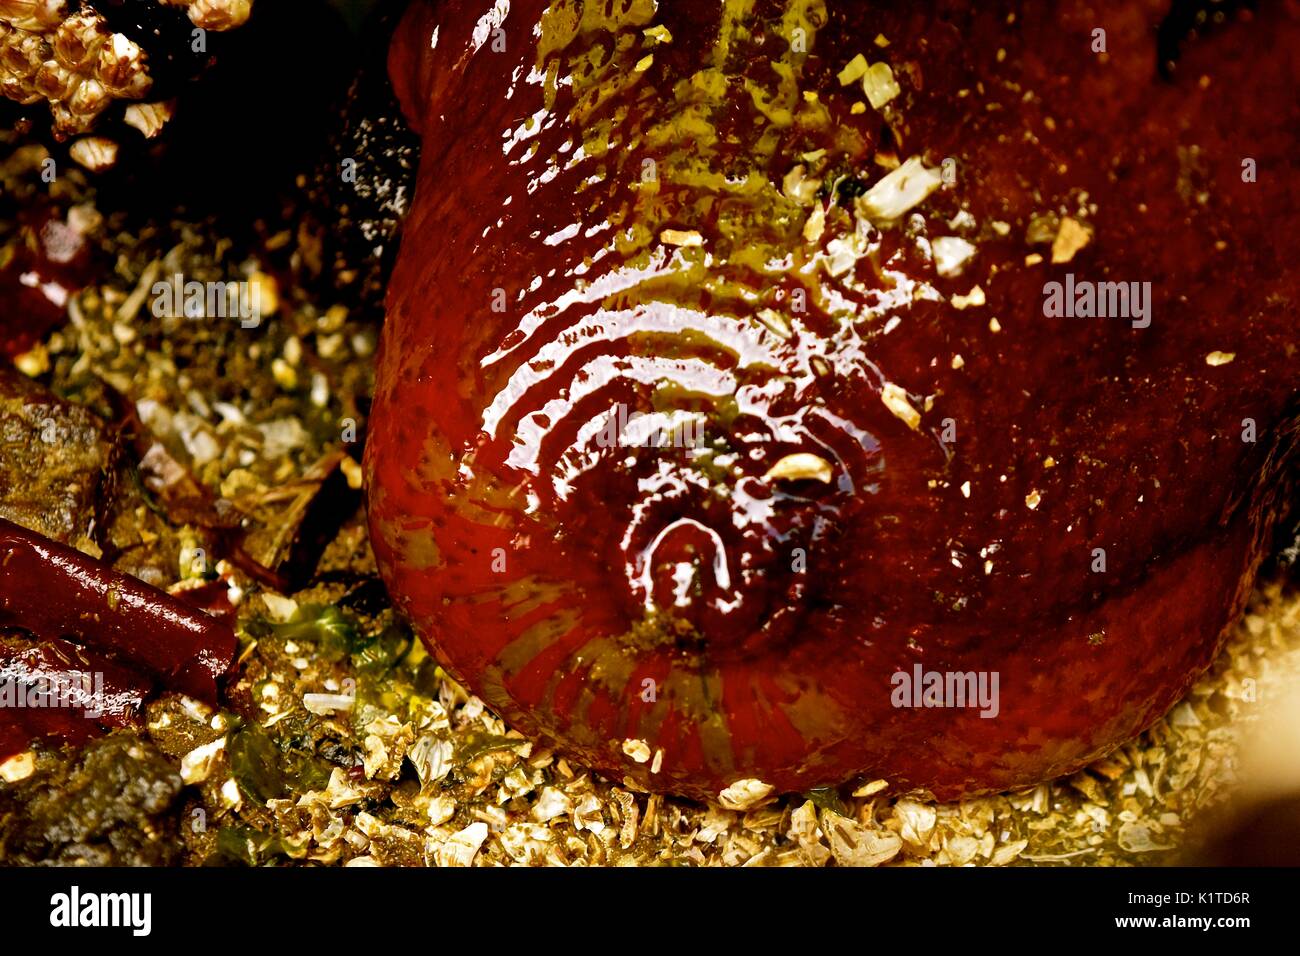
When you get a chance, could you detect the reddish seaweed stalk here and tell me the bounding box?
[0,637,152,758]
[0,517,237,756]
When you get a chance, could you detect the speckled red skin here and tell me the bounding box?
[368,0,1300,802]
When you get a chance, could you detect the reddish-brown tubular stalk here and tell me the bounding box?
[0,517,237,755]
[0,637,152,757]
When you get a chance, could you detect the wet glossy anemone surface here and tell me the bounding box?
[367,0,1300,802]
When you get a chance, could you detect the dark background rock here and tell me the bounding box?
[0,733,184,866]
[0,366,119,553]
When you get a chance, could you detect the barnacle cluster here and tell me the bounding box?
[0,0,253,168]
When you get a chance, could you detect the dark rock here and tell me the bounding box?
[0,733,184,866]
[0,367,118,552]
